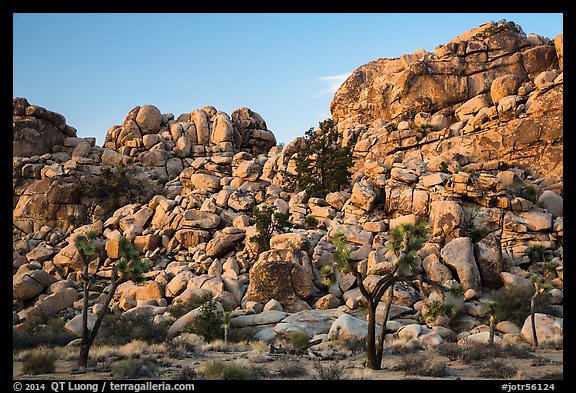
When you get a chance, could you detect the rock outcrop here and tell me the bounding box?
[12,21,563,350]
[331,21,562,193]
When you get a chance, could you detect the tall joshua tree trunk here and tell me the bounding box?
[530,291,539,348]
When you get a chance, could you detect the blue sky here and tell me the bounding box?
[13,13,563,145]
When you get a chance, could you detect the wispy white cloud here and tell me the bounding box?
[313,72,352,98]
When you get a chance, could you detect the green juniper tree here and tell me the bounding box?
[250,204,291,257]
[75,233,149,368]
[283,119,353,198]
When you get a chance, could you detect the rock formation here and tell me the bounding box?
[12,21,563,350]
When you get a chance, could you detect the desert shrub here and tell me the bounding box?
[437,342,534,363]
[304,214,319,230]
[250,365,274,380]
[490,286,553,326]
[448,282,465,297]
[423,300,456,325]
[111,358,159,379]
[472,20,523,40]
[289,331,311,351]
[393,354,448,377]
[319,265,337,287]
[13,316,76,350]
[201,339,251,353]
[169,293,214,319]
[416,126,432,142]
[509,182,542,203]
[250,205,292,256]
[531,356,562,366]
[438,161,450,173]
[312,360,346,380]
[538,372,563,380]
[167,334,205,359]
[189,299,223,342]
[470,227,490,243]
[80,163,163,223]
[382,345,422,356]
[21,350,57,375]
[478,360,517,378]
[227,327,254,343]
[385,122,398,131]
[277,362,308,378]
[95,312,167,346]
[202,361,252,380]
[528,245,547,263]
[174,367,199,380]
[339,337,366,354]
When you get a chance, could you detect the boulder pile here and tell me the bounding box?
[13,21,563,350]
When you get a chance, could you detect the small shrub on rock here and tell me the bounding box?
[189,299,223,342]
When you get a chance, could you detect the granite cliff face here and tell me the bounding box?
[12,22,563,350]
[330,21,563,193]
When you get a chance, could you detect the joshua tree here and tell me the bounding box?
[223,311,231,345]
[487,301,498,344]
[75,233,149,368]
[327,223,448,370]
[529,275,551,347]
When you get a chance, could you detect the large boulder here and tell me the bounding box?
[135,105,162,134]
[473,233,503,289]
[205,229,245,257]
[429,200,465,243]
[440,237,482,292]
[328,313,379,342]
[350,181,378,211]
[521,313,563,347]
[20,287,78,319]
[13,98,68,157]
[245,249,315,313]
[536,190,563,218]
[13,270,56,301]
[490,74,521,104]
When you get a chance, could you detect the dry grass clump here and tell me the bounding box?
[201,361,253,380]
[313,360,346,380]
[437,342,534,363]
[392,354,448,377]
[21,349,57,375]
[277,361,309,378]
[200,339,252,353]
[478,360,517,378]
[89,340,167,362]
[110,358,160,379]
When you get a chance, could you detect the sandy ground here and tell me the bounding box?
[13,344,563,381]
